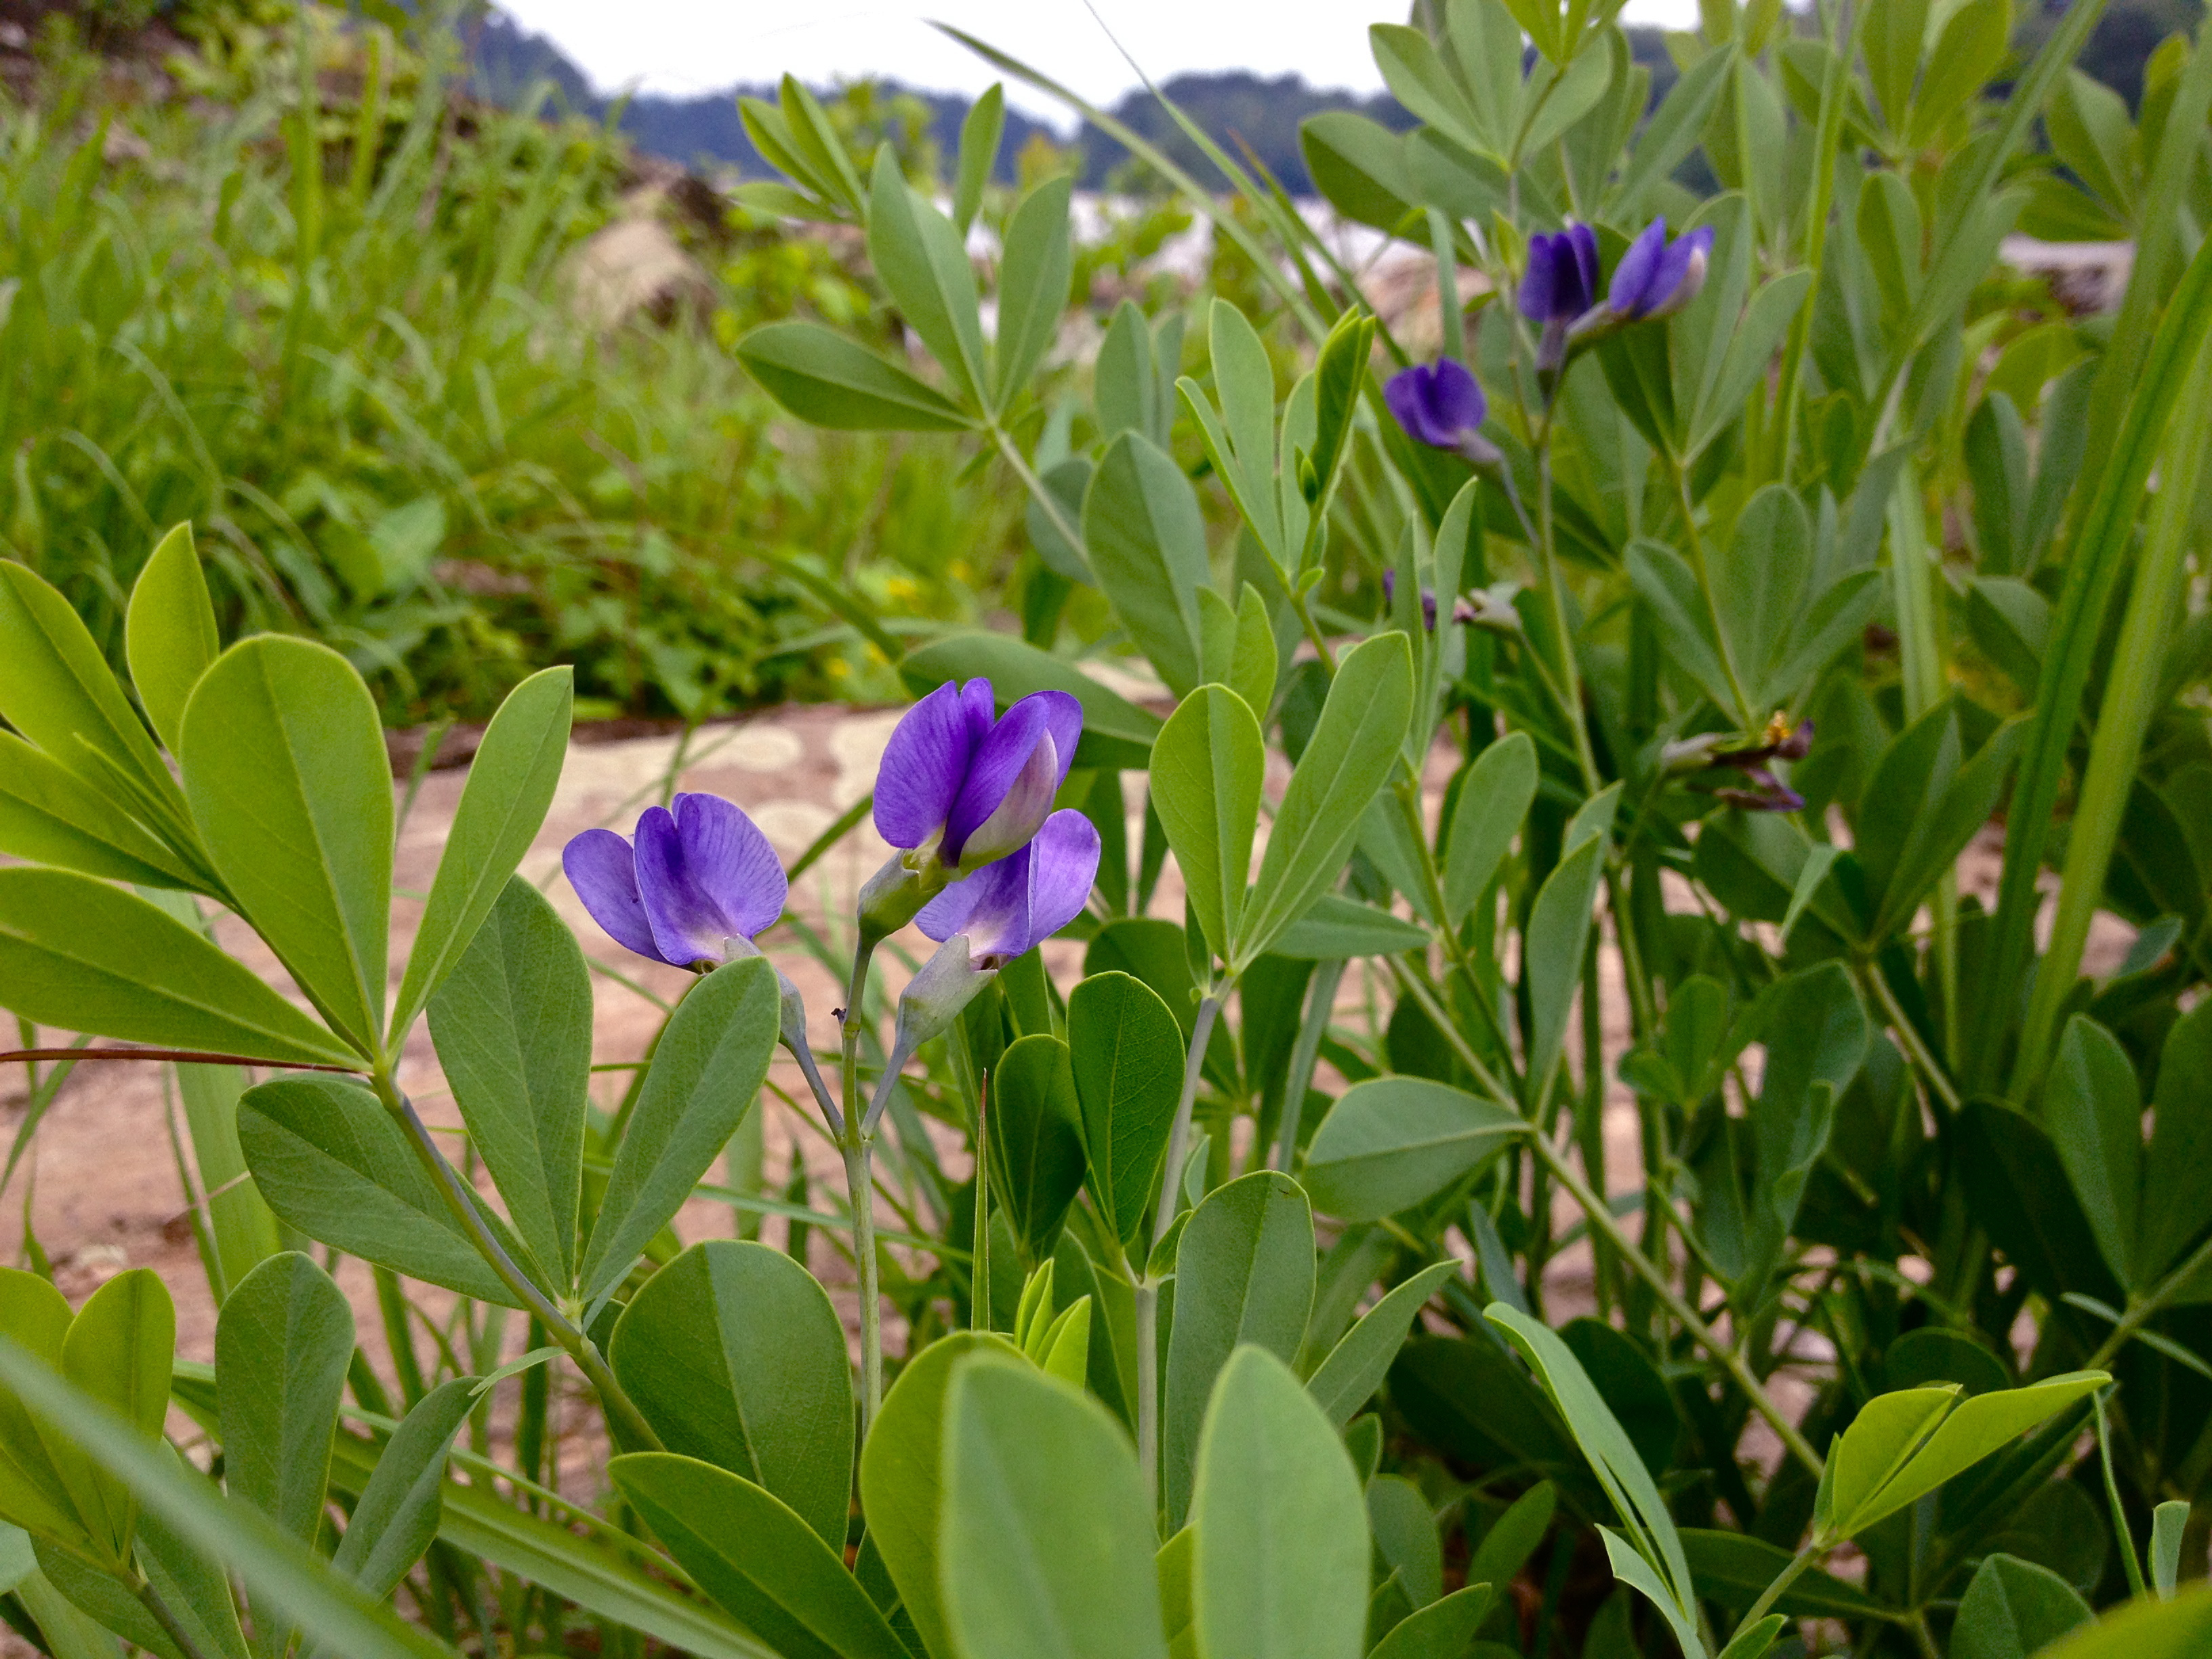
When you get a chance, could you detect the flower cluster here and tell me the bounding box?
[1386,216,1714,456]
[1662,714,1814,813]
[563,676,1101,1128]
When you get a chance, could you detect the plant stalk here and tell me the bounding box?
[840,932,888,1433]
[1135,991,1223,1509]
[376,1078,661,1454]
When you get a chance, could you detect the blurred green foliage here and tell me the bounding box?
[0,3,1025,724]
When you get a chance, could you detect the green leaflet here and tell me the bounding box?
[609,1241,854,1550]
[611,1454,907,1659]
[580,957,779,1301]
[1190,1347,1368,1659]
[941,1353,1168,1659]
[0,867,357,1066]
[390,665,572,1042]
[181,636,393,1058]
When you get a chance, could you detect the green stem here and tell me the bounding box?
[989,421,1084,570]
[2095,1389,2151,1599]
[1734,1540,1822,1637]
[840,933,887,1433]
[1136,992,1224,1511]
[1860,960,1962,1117]
[1534,441,1602,794]
[2086,1229,2212,1372]
[844,1136,884,1429]
[375,1077,661,1454]
[135,1575,217,1659]
[1540,1122,1817,1473]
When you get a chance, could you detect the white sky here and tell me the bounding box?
[495,0,1702,123]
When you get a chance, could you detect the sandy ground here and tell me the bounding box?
[0,695,2137,1624]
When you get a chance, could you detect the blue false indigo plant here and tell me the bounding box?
[5,3,2212,1654]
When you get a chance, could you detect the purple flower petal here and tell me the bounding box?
[1567,223,1600,312]
[1519,234,1561,323]
[942,690,1080,863]
[634,796,786,966]
[1018,809,1102,948]
[1609,218,1668,316]
[675,792,787,937]
[874,679,979,850]
[1385,361,1486,451]
[916,808,1101,962]
[1647,226,1714,317]
[564,830,663,964]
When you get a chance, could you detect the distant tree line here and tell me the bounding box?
[459,0,2194,193]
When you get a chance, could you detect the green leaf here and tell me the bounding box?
[0,562,178,809]
[1151,686,1265,964]
[989,1034,1088,1268]
[1443,734,1536,929]
[1301,1080,1523,1223]
[426,878,591,1291]
[2152,1500,2190,1599]
[328,1379,474,1601]
[2136,1000,2212,1285]
[123,524,220,756]
[1164,1172,1316,1528]
[1368,1584,1492,1659]
[392,667,571,1041]
[1191,1346,1368,1659]
[2036,1587,2212,1658]
[1242,634,1414,969]
[1305,1261,1457,1428]
[737,321,975,432]
[1821,1385,1960,1538]
[901,632,1161,770]
[0,868,354,1065]
[1844,1374,2110,1538]
[1369,23,1488,155]
[323,1427,774,1658]
[0,1269,90,1549]
[0,730,199,890]
[580,957,779,1301]
[37,1536,191,1658]
[1611,43,1732,213]
[1084,432,1212,699]
[1626,540,1736,716]
[1269,895,1430,960]
[941,1354,1168,1659]
[1068,971,1185,1251]
[858,1330,1017,1659]
[136,1486,252,1659]
[993,175,1073,411]
[1485,1304,1701,1658]
[1524,830,1605,1101]
[2045,1016,2142,1291]
[237,1076,533,1309]
[57,1269,174,1567]
[1679,1529,1889,1620]
[1715,1615,1785,1659]
[952,84,1003,233]
[867,148,988,407]
[216,1254,352,1545]
[1952,1553,2092,1659]
[1229,583,1278,722]
[611,1453,907,1659]
[1298,111,1414,232]
[0,1334,453,1658]
[609,1241,853,1549]
[182,636,392,1059]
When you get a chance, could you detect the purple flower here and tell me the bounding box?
[564,793,787,968]
[1385,360,1499,467]
[1608,220,1715,322]
[1520,223,1601,325]
[915,810,1101,968]
[876,678,1082,874]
